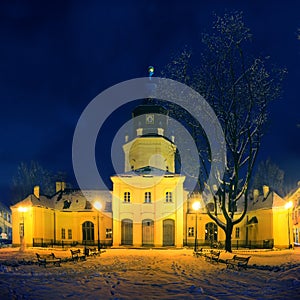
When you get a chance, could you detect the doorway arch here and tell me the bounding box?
[205,222,218,244]
[82,221,94,244]
[142,219,154,246]
[121,219,133,245]
[163,219,175,246]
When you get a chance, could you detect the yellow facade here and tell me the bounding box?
[10,99,297,250]
[11,190,113,248]
[287,184,300,246]
[111,174,185,247]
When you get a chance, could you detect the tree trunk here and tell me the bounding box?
[225,223,233,252]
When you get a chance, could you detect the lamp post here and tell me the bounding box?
[192,201,201,252]
[93,201,102,251]
[285,201,293,249]
[18,206,28,252]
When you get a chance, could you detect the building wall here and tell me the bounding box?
[111,175,185,247]
[11,205,113,247]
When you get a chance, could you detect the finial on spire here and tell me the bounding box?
[148,66,154,79]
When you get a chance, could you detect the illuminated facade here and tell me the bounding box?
[111,103,186,247]
[11,186,112,248]
[10,98,295,249]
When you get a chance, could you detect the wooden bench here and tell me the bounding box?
[70,249,86,261]
[204,250,220,264]
[193,248,204,257]
[85,247,100,257]
[226,255,251,270]
[36,253,61,267]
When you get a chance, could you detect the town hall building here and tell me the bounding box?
[10,71,296,250]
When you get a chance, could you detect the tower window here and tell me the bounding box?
[145,192,151,203]
[124,192,131,203]
[166,192,173,203]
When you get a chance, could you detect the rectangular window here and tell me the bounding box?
[145,192,151,203]
[68,229,72,239]
[124,192,131,203]
[235,227,240,239]
[188,227,194,237]
[106,228,112,239]
[166,192,173,202]
[61,228,65,239]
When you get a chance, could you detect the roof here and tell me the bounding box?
[11,190,112,212]
[248,191,287,211]
[114,166,180,177]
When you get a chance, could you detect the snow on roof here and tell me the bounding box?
[115,166,179,177]
[12,190,112,212]
[248,191,286,211]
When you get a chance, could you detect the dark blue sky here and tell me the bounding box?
[0,0,299,205]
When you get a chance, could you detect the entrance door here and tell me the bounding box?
[142,219,154,246]
[121,219,133,245]
[163,219,175,246]
[205,222,218,245]
[82,221,94,245]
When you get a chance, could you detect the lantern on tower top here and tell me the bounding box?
[148,66,154,79]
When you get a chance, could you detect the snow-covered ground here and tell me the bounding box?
[0,247,299,299]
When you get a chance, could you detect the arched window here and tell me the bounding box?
[82,221,94,242]
[124,192,131,203]
[166,191,173,202]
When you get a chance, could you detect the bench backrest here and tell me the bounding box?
[233,255,250,262]
[36,253,54,259]
[71,249,81,255]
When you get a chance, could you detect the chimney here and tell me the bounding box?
[125,135,129,142]
[33,185,40,198]
[263,185,269,198]
[136,128,143,136]
[253,189,259,202]
[171,136,175,143]
[56,181,66,193]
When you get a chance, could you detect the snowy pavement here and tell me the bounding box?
[0,247,299,299]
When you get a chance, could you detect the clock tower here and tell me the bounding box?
[122,78,176,173]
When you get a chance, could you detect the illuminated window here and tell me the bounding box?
[61,228,65,239]
[166,192,173,202]
[68,229,72,239]
[145,192,151,203]
[124,192,131,203]
[188,227,194,237]
[235,227,240,239]
[106,228,112,238]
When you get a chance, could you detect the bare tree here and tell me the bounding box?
[162,11,286,251]
[11,161,68,203]
[252,158,285,196]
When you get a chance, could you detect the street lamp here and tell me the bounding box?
[284,201,293,249]
[93,201,102,251]
[192,201,201,252]
[18,206,28,252]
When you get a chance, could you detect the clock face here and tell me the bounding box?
[146,114,154,124]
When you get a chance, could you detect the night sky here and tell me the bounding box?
[0,1,299,206]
